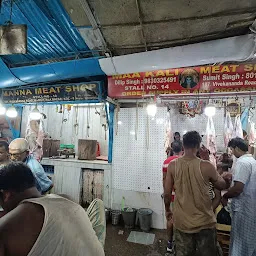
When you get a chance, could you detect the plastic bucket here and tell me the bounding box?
[138,208,153,232]
[121,208,137,228]
[111,210,121,225]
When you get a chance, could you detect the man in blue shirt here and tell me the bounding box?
[9,138,53,194]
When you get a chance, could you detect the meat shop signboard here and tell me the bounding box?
[108,63,256,98]
[1,82,103,104]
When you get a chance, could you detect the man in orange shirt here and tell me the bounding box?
[163,141,183,252]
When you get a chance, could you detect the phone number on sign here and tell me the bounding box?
[143,77,177,84]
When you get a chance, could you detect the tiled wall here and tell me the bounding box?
[112,106,227,195]
[110,106,250,228]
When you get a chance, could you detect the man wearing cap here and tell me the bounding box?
[9,138,52,194]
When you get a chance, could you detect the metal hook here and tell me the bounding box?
[249,108,254,119]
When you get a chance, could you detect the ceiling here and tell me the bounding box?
[62,0,256,56]
[0,0,105,88]
[0,0,254,89]
[0,0,102,68]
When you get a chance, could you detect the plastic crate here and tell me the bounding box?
[60,144,75,149]
[42,165,54,174]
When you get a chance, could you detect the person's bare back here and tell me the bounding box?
[0,162,105,256]
[0,203,44,256]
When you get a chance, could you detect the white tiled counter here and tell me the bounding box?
[41,158,112,207]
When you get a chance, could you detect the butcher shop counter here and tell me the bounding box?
[41,157,112,207]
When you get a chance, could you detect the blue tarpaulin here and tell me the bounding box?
[0,0,105,88]
[0,0,92,65]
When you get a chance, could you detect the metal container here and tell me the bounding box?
[121,208,137,228]
[138,208,153,232]
[111,210,121,225]
[105,208,110,222]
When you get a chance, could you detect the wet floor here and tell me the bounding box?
[104,223,173,256]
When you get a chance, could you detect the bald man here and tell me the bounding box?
[9,138,52,194]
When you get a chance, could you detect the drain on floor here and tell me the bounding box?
[127,231,155,245]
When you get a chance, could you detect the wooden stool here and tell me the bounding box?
[216,224,231,256]
[215,205,231,256]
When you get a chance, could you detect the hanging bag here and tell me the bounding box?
[217,207,231,225]
[248,117,255,147]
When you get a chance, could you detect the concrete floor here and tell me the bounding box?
[105,223,172,256]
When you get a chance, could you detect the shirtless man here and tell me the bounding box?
[164,131,230,256]
[169,132,183,156]
[0,162,105,256]
[197,145,221,211]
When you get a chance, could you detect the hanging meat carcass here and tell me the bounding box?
[224,112,233,148]
[164,109,173,154]
[232,115,243,139]
[230,115,243,173]
[25,117,48,161]
[248,117,255,147]
[206,116,217,168]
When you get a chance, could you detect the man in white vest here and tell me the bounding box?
[0,162,105,256]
